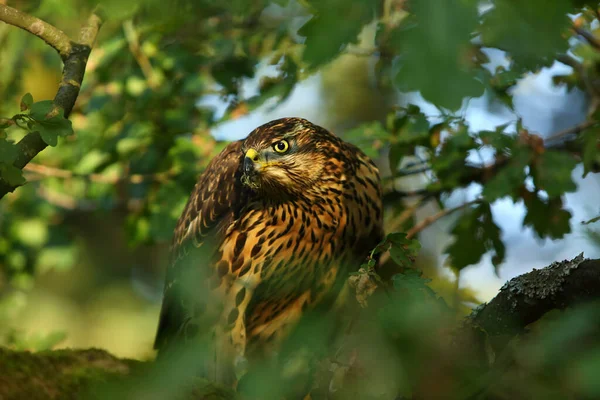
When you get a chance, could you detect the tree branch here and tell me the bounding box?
[0,6,104,200]
[463,253,600,354]
[23,163,176,184]
[0,4,72,58]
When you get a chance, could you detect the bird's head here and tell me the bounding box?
[240,118,341,196]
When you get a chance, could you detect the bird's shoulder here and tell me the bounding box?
[171,140,249,264]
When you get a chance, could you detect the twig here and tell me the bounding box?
[544,119,598,145]
[382,188,431,205]
[344,47,378,57]
[123,19,158,90]
[0,6,104,200]
[0,4,71,58]
[23,163,176,184]
[35,186,98,211]
[573,26,600,51]
[582,215,600,225]
[406,199,480,240]
[556,53,600,106]
[385,196,430,234]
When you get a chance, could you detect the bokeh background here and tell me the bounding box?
[1,0,600,364]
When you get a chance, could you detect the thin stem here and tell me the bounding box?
[0,4,71,58]
[23,163,175,184]
[405,199,480,240]
[545,119,598,145]
[573,26,600,51]
[123,19,158,90]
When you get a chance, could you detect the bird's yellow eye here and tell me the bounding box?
[273,140,290,154]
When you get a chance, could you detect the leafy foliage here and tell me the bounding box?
[445,202,505,271]
[299,0,374,69]
[393,0,483,109]
[1,0,600,398]
[481,0,572,70]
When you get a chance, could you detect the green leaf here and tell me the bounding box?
[387,232,421,267]
[75,150,110,174]
[299,0,374,69]
[0,138,19,164]
[212,56,256,94]
[392,268,432,292]
[482,147,532,202]
[478,124,514,152]
[29,100,54,120]
[481,0,572,70]
[345,121,390,159]
[523,192,572,239]
[31,107,74,147]
[13,218,49,248]
[532,151,577,198]
[581,127,600,177]
[445,202,505,271]
[392,0,483,109]
[397,112,430,144]
[39,129,58,146]
[0,162,26,186]
[431,124,477,187]
[20,93,33,111]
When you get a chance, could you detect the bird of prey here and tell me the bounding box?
[154,117,383,385]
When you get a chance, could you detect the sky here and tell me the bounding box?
[197,56,600,302]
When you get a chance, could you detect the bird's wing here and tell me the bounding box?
[154,140,245,350]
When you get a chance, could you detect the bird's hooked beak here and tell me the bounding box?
[242,148,263,189]
[243,148,261,174]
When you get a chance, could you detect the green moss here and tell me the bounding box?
[0,348,140,400]
[0,347,236,400]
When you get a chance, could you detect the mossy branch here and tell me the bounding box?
[0,5,104,200]
[459,254,600,358]
[2,255,600,399]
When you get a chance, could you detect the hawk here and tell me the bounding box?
[154,117,383,385]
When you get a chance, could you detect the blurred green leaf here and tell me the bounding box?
[393,0,483,109]
[481,0,571,70]
[299,0,374,69]
[397,112,429,144]
[392,268,432,291]
[581,127,600,177]
[523,192,572,239]
[75,150,110,174]
[345,121,390,159]
[482,147,532,202]
[0,163,26,186]
[12,218,49,248]
[387,232,421,267]
[0,138,19,164]
[212,56,256,95]
[36,246,77,272]
[532,150,577,198]
[445,202,505,270]
[20,93,33,111]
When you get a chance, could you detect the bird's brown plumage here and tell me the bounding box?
[154,117,383,384]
